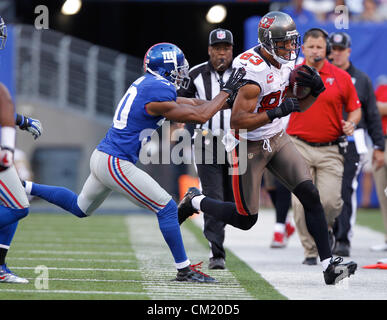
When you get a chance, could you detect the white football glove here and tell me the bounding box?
[26,118,43,140]
[0,147,14,170]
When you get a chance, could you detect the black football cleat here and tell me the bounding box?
[323,257,357,285]
[175,262,217,283]
[177,187,202,225]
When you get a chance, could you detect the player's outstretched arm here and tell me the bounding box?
[148,67,246,123]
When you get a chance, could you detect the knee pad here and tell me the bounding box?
[293,180,321,209]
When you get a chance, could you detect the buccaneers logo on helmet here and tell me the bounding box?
[259,16,275,29]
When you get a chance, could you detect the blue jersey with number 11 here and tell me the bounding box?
[97,72,176,163]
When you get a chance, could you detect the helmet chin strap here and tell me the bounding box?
[263,46,289,65]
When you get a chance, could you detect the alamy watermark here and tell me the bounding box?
[334,5,350,30]
[34,265,49,290]
[34,5,49,30]
[138,121,248,175]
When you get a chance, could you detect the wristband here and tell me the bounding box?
[1,126,16,150]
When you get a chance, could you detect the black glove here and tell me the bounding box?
[225,80,248,107]
[266,98,300,122]
[295,65,325,97]
[221,67,246,95]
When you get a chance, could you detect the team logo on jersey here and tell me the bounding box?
[267,73,274,84]
[259,17,275,29]
[326,77,335,85]
[162,51,177,64]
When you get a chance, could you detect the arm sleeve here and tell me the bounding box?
[344,74,361,113]
[363,76,385,150]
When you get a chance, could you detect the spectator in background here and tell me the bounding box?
[281,0,317,24]
[352,0,385,21]
[371,79,387,251]
[329,32,385,257]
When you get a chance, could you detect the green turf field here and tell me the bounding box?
[0,208,383,300]
[0,212,284,300]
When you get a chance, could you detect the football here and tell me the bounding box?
[289,65,312,100]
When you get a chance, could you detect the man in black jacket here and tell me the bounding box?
[177,29,235,269]
[329,32,385,256]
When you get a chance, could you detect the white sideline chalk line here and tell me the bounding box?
[8,257,134,263]
[12,250,134,255]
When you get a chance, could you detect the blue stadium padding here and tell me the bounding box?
[244,17,387,87]
[0,24,15,100]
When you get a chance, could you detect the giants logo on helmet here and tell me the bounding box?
[162,51,177,64]
[259,16,275,29]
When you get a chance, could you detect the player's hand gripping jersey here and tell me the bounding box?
[97,72,175,163]
[232,46,295,140]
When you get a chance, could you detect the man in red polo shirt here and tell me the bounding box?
[371,82,387,251]
[287,28,361,265]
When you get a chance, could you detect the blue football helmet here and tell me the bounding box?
[0,17,6,50]
[143,43,190,89]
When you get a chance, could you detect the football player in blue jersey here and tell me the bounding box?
[0,17,44,284]
[23,42,246,282]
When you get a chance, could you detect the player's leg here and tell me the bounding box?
[24,150,112,218]
[0,167,29,283]
[95,150,215,282]
[270,134,357,284]
[0,166,29,228]
[179,141,264,230]
[0,222,28,284]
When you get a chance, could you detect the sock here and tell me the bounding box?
[274,223,285,234]
[322,258,332,271]
[0,207,29,229]
[274,182,291,224]
[200,197,258,230]
[30,183,87,218]
[0,248,7,265]
[191,195,205,211]
[156,199,190,269]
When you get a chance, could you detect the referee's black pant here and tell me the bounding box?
[195,135,234,260]
[334,141,362,245]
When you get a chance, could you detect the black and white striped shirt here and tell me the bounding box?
[178,61,233,136]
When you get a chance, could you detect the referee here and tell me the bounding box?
[329,32,385,257]
[178,28,234,269]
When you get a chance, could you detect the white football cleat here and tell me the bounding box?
[0,264,29,284]
[370,243,387,252]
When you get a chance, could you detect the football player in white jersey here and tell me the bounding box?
[179,11,358,285]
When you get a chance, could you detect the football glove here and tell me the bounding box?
[266,98,300,122]
[225,80,248,108]
[295,65,325,97]
[17,115,43,140]
[221,67,247,95]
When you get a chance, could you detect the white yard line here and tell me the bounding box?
[8,257,134,263]
[11,267,139,272]
[0,289,147,296]
[11,250,134,256]
[125,215,253,300]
